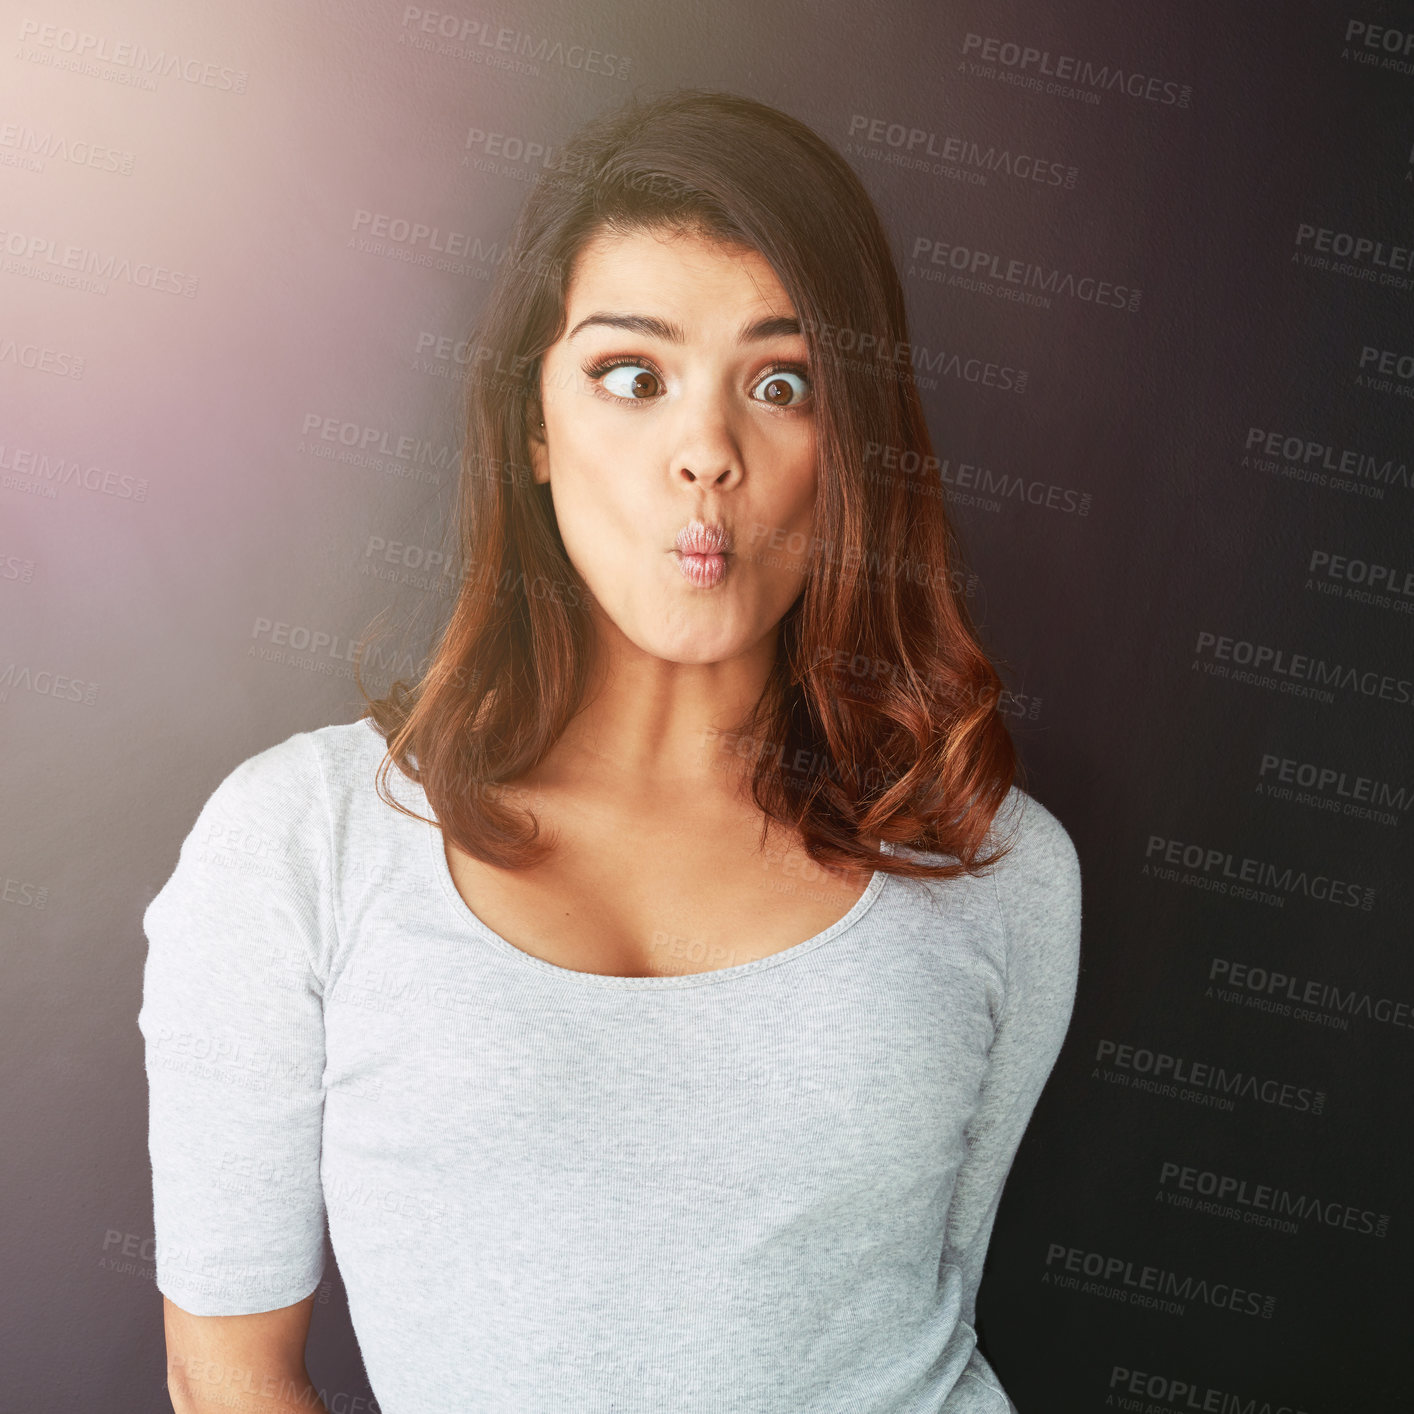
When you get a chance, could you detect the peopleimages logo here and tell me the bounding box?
[15,19,249,92]
[1343,18,1414,66]
[296,413,458,483]
[462,124,602,181]
[0,225,198,297]
[798,317,1030,393]
[1107,1364,1311,1414]
[1242,425,1410,499]
[0,338,84,380]
[1157,1157,1391,1239]
[0,663,99,706]
[0,120,136,176]
[1257,751,1408,826]
[1358,343,1414,385]
[1093,1039,1325,1115]
[844,113,1078,189]
[1043,1242,1275,1319]
[1209,957,1414,1037]
[959,32,1192,107]
[1307,548,1414,616]
[1143,832,1376,911]
[397,8,632,81]
[1192,629,1413,710]
[961,32,1193,105]
[1296,220,1412,265]
[1294,221,1414,290]
[862,442,1092,517]
[0,441,146,500]
[909,233,1141,312]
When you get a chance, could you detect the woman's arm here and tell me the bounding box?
[138,734,338,1386]
[944,790,1084,1410]
[164,1292,326,1413]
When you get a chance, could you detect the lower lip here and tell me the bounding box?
[675,550,728,588]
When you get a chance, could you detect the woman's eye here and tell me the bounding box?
[598,363,662,401]
[753,369,811,408]
[588,359,811,409]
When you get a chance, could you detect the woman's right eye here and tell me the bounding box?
[595,362,662,401]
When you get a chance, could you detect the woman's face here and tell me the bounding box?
[529,224,819,667]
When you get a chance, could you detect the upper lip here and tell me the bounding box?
[675,520,732,556]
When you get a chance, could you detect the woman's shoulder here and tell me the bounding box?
[987,783,1081,890]
[982,784,1083,980]
[146,720,398,960]
[304,714,400,794]
[230,714,392,785]
[185,716,395,848]
[884,784,1079,900]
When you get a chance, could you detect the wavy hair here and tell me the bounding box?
[357,87,1025,882]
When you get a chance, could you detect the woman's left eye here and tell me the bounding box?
[752,368,811,408]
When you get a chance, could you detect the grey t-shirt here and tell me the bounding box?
[139,717,1081,1413]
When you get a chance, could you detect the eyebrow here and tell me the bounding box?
[566,312,802,343]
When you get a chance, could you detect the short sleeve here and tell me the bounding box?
[942,788,1083,1410]
[137,730,337,1316]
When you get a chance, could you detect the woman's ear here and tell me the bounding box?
[527,404,550,485]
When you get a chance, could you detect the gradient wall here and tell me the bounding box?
[3,2,1411,1409]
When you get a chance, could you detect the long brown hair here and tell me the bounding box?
[357,87,1024,882]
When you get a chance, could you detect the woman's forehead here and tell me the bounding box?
[563,227,796,330]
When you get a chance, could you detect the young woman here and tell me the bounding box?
[141,89,1081,1414]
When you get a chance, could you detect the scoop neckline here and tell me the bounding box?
[422,814,894,990]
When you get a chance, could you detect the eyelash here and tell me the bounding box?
[581,354,813,411]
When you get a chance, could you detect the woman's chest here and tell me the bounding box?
[318,910,1005,1220]
[443,823,881,979]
